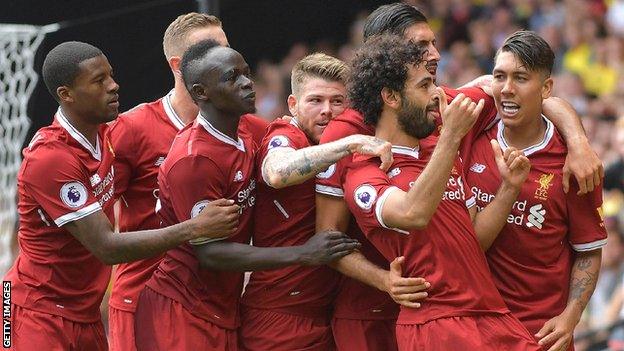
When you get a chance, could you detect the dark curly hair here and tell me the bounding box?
[348,34,427,126]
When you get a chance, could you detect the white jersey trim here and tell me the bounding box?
[391,145,419,159]
[54,202,102,227]
[465,196,476,209]
[572,238,607,252]
[162,90,185,130]
[375,186,409,235]
[197,113,246,152]
[496,115,554,157]
[315,184,344,197]
[57,108,102,161]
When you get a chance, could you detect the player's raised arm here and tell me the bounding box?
[65,198,239,265]
[469,140,530,250]
[541,97,603,195]
[381,91,483,230]
[262,134,392,188]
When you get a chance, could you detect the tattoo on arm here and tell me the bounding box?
[568,254,600,309]
[264,142,351,187]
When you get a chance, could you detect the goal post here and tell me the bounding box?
[0,23,57,276]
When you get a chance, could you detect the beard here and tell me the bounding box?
[397,96,436,139]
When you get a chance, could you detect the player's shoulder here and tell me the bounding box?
[111,99,164,131]
[24,125,74,158]
[322,109,371,143]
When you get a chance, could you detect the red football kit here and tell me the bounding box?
[465,118,607,336]
[134,114,256,351]
[240,118,339,350]
[315,86,497,351]
[107,91,185,351]
[343,143,540,350]
[4,108,115,350]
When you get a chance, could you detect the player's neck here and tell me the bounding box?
[375,112,420,149]
[171,81,199,125]
[60,106,99,146]
[199,104,240,140]
[502,113,547,150]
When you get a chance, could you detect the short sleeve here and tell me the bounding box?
[567,182,607,251]
[22,146,101,227]
[315,117,363,198]
[108,116,136,198]
[343,161,407,235]
[164,155,226,245]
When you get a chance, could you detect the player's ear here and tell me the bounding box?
[57,85,74,104]
[168,56,182,77]
[287,94,298,117]
[541,76,553,100]
[381,87,400,110]
[191,83,208,102]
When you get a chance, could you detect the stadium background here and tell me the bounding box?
[3,0,624,350]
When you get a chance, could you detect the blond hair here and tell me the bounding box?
[291,53,348,96]
[163,12,222,59]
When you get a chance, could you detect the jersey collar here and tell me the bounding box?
[496,115,554,157]
[56,108,102,161]
[391,145,419,159]
[162,90,185,130]
[197,113,246,152]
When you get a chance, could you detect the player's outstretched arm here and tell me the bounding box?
[542,97,603,195]
[262,134,392,189]
[535,249,602,351]
[471,140,530,250]
[316,194,429,308]
[382,92,484,230]
[65,198,240,265]
[193,230,360,271]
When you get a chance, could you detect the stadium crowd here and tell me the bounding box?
[4,0,624,351]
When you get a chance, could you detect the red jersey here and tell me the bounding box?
[343,145,510,325]
[315,108,398,320]
[314,87,496,320]
[465,118,607,334]
[4,108,116,322]
[145,114,256,330]
[241,118,340,317]
[108,92,184,313]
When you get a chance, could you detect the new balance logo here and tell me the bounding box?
[154,157,165,166]
[89,174,101,186]
[234,170,244,182]
[470,163,486,173]
[526,204,546,229]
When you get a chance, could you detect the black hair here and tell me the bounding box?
[42,41,103,102]
[496,30,555,77]
[363,3,428,41]
[348,34,427,126]
[180,38,221,97]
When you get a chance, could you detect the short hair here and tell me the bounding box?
[363,3,428,41]
[180,39,222,99]
[496,30,555,77]
[42,41,103,102]
[163,12,222,60]
[348,35,427,126]
[290,53,348,96]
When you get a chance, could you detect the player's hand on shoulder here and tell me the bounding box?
[563,140,603,195]
[491,140,531,188]
[385,256,430,308]
[298,230,361,266]
[438,87,484,141]
[190,198,240,239]
[347,134,393,171]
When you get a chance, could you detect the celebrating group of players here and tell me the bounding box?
[4,3,609,351]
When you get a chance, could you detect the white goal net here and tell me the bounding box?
[0,24,56,276]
